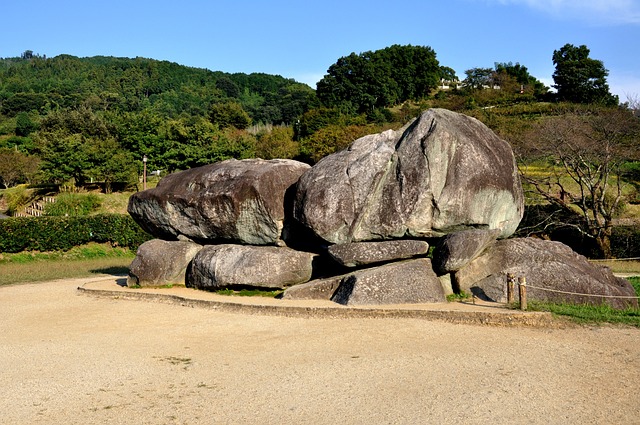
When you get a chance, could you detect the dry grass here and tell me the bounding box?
[0,247,134,286]
[95,191,134,215]
[0,258,131,285]
[589,259,640,275]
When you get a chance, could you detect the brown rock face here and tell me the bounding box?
[454,238,638,310]
[293,108,524,244]
[128,158,310,246]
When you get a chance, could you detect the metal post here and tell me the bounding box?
[143,155,148,191]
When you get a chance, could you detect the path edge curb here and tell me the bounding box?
[77,285,560,328]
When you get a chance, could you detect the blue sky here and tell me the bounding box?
[3,0,640,101]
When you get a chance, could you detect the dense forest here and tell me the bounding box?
[1,44,638,258]
[0,52,320,185]
[0,45,555,188]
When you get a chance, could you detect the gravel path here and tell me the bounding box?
[1,277,638,424]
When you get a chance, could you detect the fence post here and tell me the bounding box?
[518,276,527,311]
[507,273,515,304]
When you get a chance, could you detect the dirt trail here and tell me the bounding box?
[1,277,638,424]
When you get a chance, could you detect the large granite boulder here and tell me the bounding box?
[187,244,316,290]
[331,259,446,306]
[128,158,310,246]
[454,238,638,310]
[432,228,500,275]
[327,240,429,267]
[293,108,524,244]
[127,239,203,287]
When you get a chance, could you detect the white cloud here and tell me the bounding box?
[487,0,640,24]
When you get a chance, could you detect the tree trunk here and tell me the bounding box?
[595,227,613,259]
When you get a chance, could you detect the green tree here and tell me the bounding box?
[86,137,138,192]
[255,126,299,159]
[438,66,458,82]
[494,62,547,96]
[300,124,381,163]
[0,148,40,188]
[463,67,494,90]
[36,132,91,185]
[15,112,38,136]
[317,45,442,113]
[1,92,47,116]
[159,116,255,172]
[552,44,618,105]
[209,101,252,129]
[35,107,138,187]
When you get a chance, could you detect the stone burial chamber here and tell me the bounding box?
[127,108,637,309]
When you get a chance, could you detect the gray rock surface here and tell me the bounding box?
[432,228,500,275]
[331,259,445,306]
[454,238,638,310]
[328,240,429,267]
[294,108,524,244]
[188,244,316,290]
[128,158,310,246]
[438,273,454,296]
[127,239,203,287]
[281,275,346,300]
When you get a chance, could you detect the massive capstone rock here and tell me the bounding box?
[293,108,524,244]
[128,158,310,246]
[454,238,638,310]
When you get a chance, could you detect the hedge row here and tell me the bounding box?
[0,214,152,253]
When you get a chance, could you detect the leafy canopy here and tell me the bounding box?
[552,44,618,105]
[316,45,448,113]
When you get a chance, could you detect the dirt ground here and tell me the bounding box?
[1,277,639,425]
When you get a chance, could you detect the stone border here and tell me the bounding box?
[77,281,560,328]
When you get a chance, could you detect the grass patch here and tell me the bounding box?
[630,276,640,295]
[95,191,134,215]
[526,277,640,327]
[589,259,640,275]
[527,301,640,327]
[446,291,472,302]
[44,192,101,216]
[0,243,134,286]
[215,288,283,297]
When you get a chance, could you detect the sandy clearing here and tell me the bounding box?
[0,277,639,425]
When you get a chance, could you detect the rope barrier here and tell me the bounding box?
[524,284,640,300]
[590,257,640,262]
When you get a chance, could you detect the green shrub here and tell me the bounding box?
[0,214,152,253]
[1,185,35,215]
[44,193,101,216]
